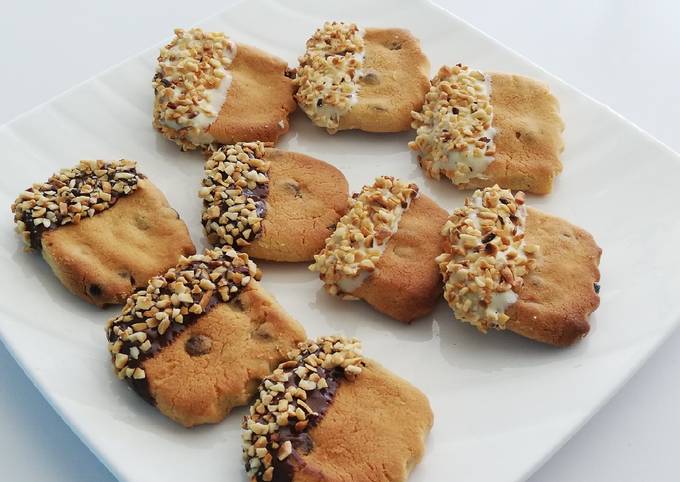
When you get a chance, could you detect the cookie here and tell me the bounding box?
[294,22,430,134]
[242,336,433,482]
[437,185,601,346]
[11,160,195,307]
[410,64,564,195]
[106,247,306,427]
[153,28,296,151]
[200,142,349,262]
[310,176,448,322]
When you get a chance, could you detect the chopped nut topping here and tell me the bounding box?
[409,64,497,185]
[153,28,238,150]
[436,186,538,331]
[106,247,259,398]
[294,22,365,133]
[200,142,269,248]
[11,160,139,250]
[310,176,419,298]
[242,336,364,481]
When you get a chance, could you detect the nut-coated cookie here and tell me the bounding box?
[200,142,349,262]
[310,176,448,322]
[106,247,306,427]
[437,185,601,346]
[153,28,296,151]
[242,336,433,482]
[11,160,195,307]
[294,22,430,134]
[411,64,564,194]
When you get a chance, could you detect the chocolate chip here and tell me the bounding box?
[479,136,491,143]
[88,284,102,297]
[185,335,212,356]
[451,107,459,115]
[361,71,380,85]
[283,180,302,198]
[161,78,171,87]
[167,102,177,109]
[499,198,510,205]
[594,283,601,294]
[481,232,496,243]
[134,214,150,230]
[515,131,521,139]
[316,99,323,107]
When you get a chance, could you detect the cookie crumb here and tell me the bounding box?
[200,142,269,248]
[436,185,538,331]
[242,335,364,481]
[294,22,365,133]
[410,64,497,184]
[11,160,139,250]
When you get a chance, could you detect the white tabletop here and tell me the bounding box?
[1,1,678,480]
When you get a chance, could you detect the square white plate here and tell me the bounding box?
[2,0,679,481]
